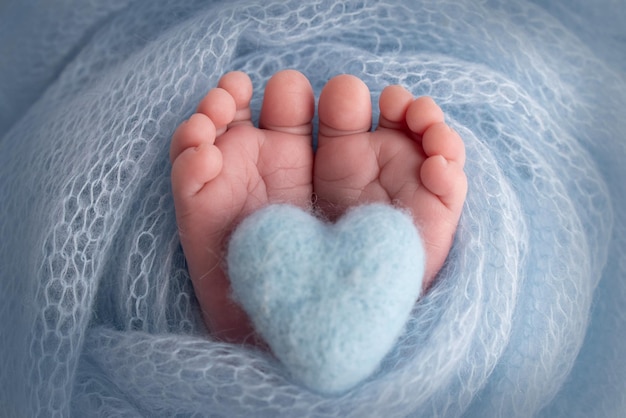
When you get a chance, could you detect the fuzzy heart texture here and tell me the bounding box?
[227,204,425,394]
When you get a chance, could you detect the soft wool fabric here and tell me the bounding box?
[227,204,424,394]
[1,0,625,417]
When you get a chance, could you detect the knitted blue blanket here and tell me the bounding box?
[1,0,625,416]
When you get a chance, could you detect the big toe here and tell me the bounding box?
[259,69,315,136]
[318,74,372,137]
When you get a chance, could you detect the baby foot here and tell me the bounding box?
[171,70,315,343]
[314,75,467,289]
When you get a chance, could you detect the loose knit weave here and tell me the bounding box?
[1,0,625,417]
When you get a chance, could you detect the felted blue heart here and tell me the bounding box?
[227,204,425,394]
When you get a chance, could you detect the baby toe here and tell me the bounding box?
[318,74,372,137]
[218,71,254,125]
[170,113,216,163]
[171,142,223,199]
[260,69,314,135]
[196,87,237,134]
[406,96,445,136]
[377,85,413,130]
[421,122,466,166]
[420,154,467,210]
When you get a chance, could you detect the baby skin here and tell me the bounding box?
[170,70,467,344]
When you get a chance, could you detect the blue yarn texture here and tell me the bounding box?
[1,0,625,416]
[228,204,424,394]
